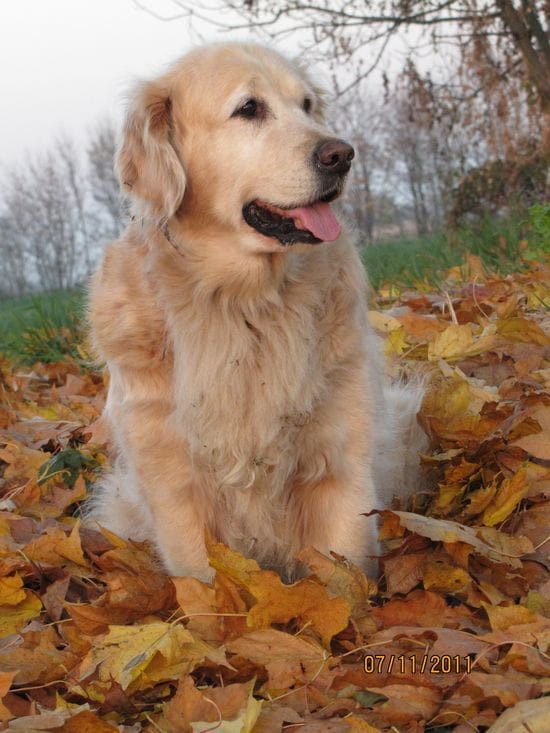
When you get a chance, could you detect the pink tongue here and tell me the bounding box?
[285,201,341,242]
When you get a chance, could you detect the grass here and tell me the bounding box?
[0,209,548,365]
[0,288,86,364]
[364,209,550,291]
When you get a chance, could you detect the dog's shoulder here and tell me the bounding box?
[89,231,169,369]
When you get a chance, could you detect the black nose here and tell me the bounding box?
[313,139,355,175]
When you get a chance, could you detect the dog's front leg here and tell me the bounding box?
[288,471,380,578]
[114,390,214,581]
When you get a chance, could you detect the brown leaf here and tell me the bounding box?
[363,684,441,728]
[226,629,333,691]
[372,590,462,629]
[486,696,550,732]
[496,317,550,346]
[162,675,261,733]
[40,570,71,621]
[59,710,118,732]
[173,576,224,644]
[297,547,376,614]
[381,553,426,595]
[208,538,350,645]
[23,522,87,568]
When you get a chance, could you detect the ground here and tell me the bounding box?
[0,248,549,732]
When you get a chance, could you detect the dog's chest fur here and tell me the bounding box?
[150,241,361,498]
[172,268,326,489]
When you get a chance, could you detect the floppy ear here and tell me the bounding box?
[116,80,186,222]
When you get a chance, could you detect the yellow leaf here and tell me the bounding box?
[463,483,497,517]
[347,717,382,732]
[77,622,206,691]
[482,602,538,631]
[0,670,15,722]
[248,571,350,647]
[422,372,471,424]
[0,574,26,607]
[0,592,42,638]
[423,560,470,593]
[496,317,550,346]
[98,526,127,548]
[368,311,402,333]
[384,326,408,356]
[433,482,465,511]
[482,469,530,526]
[427,324,473,361]
[525,590,550,618]
[0,441,49,481]
[206,532,261,585]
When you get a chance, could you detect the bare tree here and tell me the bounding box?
[134,1,550,109]
[1,141,88,292]
[0,121,126,295]
[0,214,29,297]
[329,93,380,242]
[87,119,125,241]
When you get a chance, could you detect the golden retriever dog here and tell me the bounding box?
[88,42,426,581]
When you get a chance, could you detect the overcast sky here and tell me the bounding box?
[0,0,432,170]
[0,0,276,167]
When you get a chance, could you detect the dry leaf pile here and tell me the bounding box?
[0,255,549,732]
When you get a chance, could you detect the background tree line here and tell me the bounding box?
[0,121,122,297]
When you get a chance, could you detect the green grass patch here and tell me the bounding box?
[364,208,550,291]
[363,232,454,291]
[0,289,86,364]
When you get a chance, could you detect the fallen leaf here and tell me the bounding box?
[0,592,42,638]
[423,559,471,593]
[23,522,87,568]
[482,468,530,526]
[372,590,462,628]
[428,324,473,361]
[390,510,533,568]
[163,675,261,733]
[0,671,16,722]
[208,538,350,645]
[482,602,539,631]
[76,622,208,691]
[0,574,26,606]
[226,629,332,691]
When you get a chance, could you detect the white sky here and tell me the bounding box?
[0,0,265,167]
[0,0,437,170]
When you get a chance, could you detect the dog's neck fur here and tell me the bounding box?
[147,217,304,309]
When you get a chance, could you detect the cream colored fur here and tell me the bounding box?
[87,42,427,581]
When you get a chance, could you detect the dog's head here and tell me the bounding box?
[117,43,354,251]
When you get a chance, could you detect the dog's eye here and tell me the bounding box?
[233,98,260,119]
[303,97,312,114]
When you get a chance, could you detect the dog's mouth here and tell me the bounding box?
[242,188,342,246]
